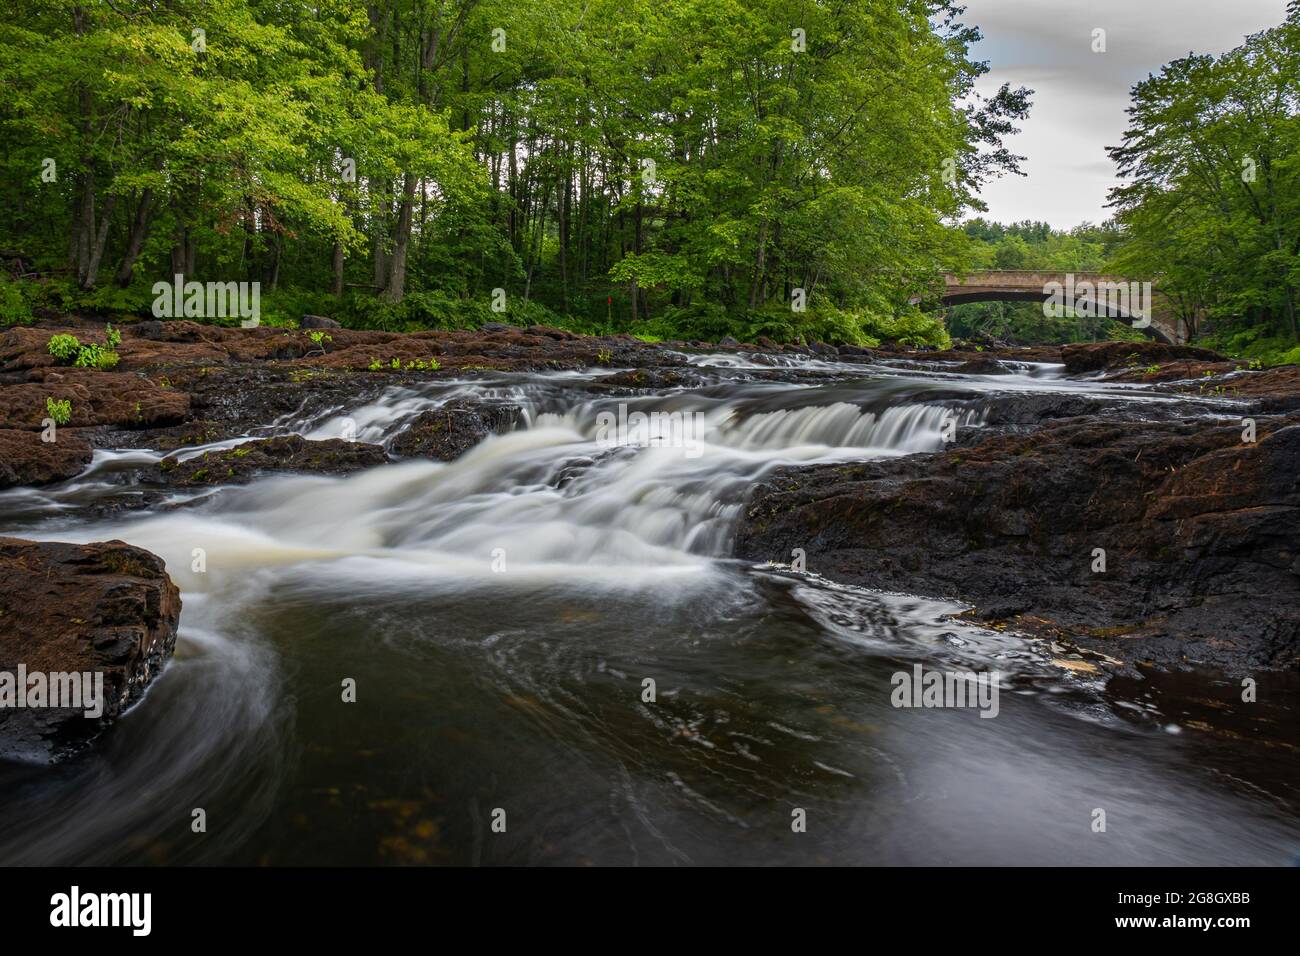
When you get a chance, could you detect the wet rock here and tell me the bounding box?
[155,364,389,437]
[718,335,741,347]
[151,435,389,487]
[736,414,1300,671]
[131,320,165,340]
[390,399,522,462]
[0,428,94,488]
[930,345,1063,364]
[102,419,234,453]
[1061,341,1225,374]
[1166,365,1300,414]
[588,368,703,392]
[0,369,189,430]
[301,315,341,329]
[0,537,181,762]
[953,356,1011,375]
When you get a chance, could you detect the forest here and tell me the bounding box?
[0,1,1297,359]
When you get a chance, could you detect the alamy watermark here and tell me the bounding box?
[595,404,708,458]
[50,886,150,936]
[1043,274,1151,329]
[151,274,261,327]
[890,663,1000,718]
[0,665,105,718]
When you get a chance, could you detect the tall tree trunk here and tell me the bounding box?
[371,179,389,292]
[75,165,96,287]
[81,193,117,289]
[332,240,345,297]
[748,220,768,309]
[382,173,417,301]
[116,188,153,286]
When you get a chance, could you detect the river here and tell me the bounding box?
[1,352,1296,865]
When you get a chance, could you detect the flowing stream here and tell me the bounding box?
[1,354,1297,865]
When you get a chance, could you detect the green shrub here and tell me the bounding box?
[857,309,951,348]
[73,343,120,369]
[46,333,81,361]
[635,302,737,342]
[45,396,71,425]
[0,277,34,325]
[1196,323,1300,367]
[47,330,121,369]
[76,282,154,316]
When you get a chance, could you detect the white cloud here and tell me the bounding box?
[962,0,1289,227]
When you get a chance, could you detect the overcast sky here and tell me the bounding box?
[961,0,1289,229]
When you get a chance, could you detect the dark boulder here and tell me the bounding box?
[735,414,1300,671]
[390,399,522,462]
[151,434,389,487]
[301,315,342,330]
[953,355,1011,375]
[1062,341,1225,374]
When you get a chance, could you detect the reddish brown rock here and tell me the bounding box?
[0,428,94,488]
[0,537,181,761]
[0,369,188,430]
[1061,341,1226,374]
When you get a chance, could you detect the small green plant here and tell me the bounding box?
[596,348,613,364]
[47,331,120,369]
[1142,364,1160,375]
[45,396,71,425]
[73,343,120,369]
[368,358,382,371]
[306,330,333,355]
[1249,358,1263,370]
[47,334,81,361]
[400,358,442,371]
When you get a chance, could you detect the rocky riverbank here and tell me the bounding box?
[0,537,180,761]
[1,317,1298,760]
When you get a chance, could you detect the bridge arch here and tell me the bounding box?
[911,271,1182,345]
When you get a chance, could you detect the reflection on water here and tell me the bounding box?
[0,357,1295,865]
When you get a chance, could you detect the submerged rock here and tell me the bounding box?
[0,537,181,762]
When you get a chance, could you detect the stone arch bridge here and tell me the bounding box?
[911,271,1183,344]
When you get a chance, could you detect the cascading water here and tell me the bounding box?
[0,355,1296,865]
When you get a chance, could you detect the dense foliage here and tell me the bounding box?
[0,0,1032,347]
[1105,2,1300,361]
